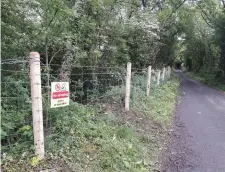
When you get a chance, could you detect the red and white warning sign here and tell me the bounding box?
[51,82,69,108]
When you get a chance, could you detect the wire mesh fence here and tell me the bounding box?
[1,61,34,158]
[41,65,127,156]
[1,58,171,165]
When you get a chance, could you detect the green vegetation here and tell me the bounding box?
[131,72,180,125]
[172,0,225,87]
[2,74,180,172]
[135,79,180,125]
[186,71,225,93]
[2,0,225,171]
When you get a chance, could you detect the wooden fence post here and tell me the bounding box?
[167,67,169,78]
[125,62,132,112]
[162,67,166,81]
[165,67,168,79]
[29,52,44,159]
[146,66,152,96]
[157,70,161,86]
[168,66,171,78]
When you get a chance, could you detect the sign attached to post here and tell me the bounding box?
[51,82,69,108]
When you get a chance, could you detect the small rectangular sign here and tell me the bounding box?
[51,82,69,108]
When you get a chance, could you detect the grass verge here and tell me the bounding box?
[186,71,225,93]
[2,75,180,172]
[134,77,180,126]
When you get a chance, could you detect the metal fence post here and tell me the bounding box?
[146,66,152,96]
[125,62,131,112]
[29,52,44,159]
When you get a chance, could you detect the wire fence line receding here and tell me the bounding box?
[1,52,172,161]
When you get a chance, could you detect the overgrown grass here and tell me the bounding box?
[2,75,180,172]
[135,78,180,125]
[129,73,180,125]
[186,71,225,93]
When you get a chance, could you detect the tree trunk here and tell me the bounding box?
[59,50,74,82]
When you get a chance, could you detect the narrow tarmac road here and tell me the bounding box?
[163,72,225,172]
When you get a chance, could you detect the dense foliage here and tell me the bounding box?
[2,0,225,71]
[1,0,188,68]
[1,0,179,150]
[1,0,225,170]
[176,1,225,78]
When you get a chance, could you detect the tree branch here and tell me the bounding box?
[164,0,186,23]
[37,9,58,36]
[49,49,62,64]
[197,5,224,30]
[200,11,214,28]
[47,9,59,30]
[141,0,146,8]
[221,0,225,8]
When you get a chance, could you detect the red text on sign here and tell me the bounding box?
[52,91,69,99]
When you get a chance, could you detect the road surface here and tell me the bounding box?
[163,72,225,172]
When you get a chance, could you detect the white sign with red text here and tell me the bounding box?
[51,82,69,108]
